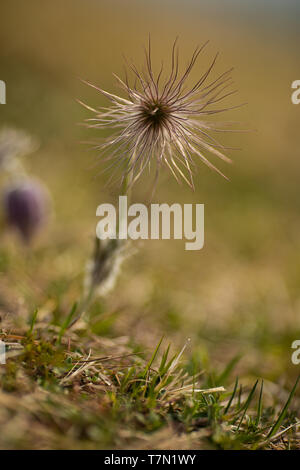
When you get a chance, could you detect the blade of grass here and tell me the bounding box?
[57,302,78,345]
[236,379,258,431]
[216,355,241,386]
[237,384,243,409]
[158,344,171,375]
[224,376,239,414]
[267,375,300,438]
[255,380,264,427]
[142,336,164,379]
[29,308,38,335]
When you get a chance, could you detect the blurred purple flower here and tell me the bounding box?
[3,179,49,242]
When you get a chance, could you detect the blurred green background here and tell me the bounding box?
[1,0,300,385]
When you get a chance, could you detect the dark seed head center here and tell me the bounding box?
[142,100,170,129]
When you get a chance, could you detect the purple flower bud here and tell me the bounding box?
[3,179,49,242]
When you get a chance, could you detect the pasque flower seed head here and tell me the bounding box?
[81,39,242,190]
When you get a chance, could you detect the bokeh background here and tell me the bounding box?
[1,0,300,387]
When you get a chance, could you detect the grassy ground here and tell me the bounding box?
[0,324,299,450]
[0,0,300,450]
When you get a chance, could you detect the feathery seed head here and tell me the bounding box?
[82,39,242,190]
